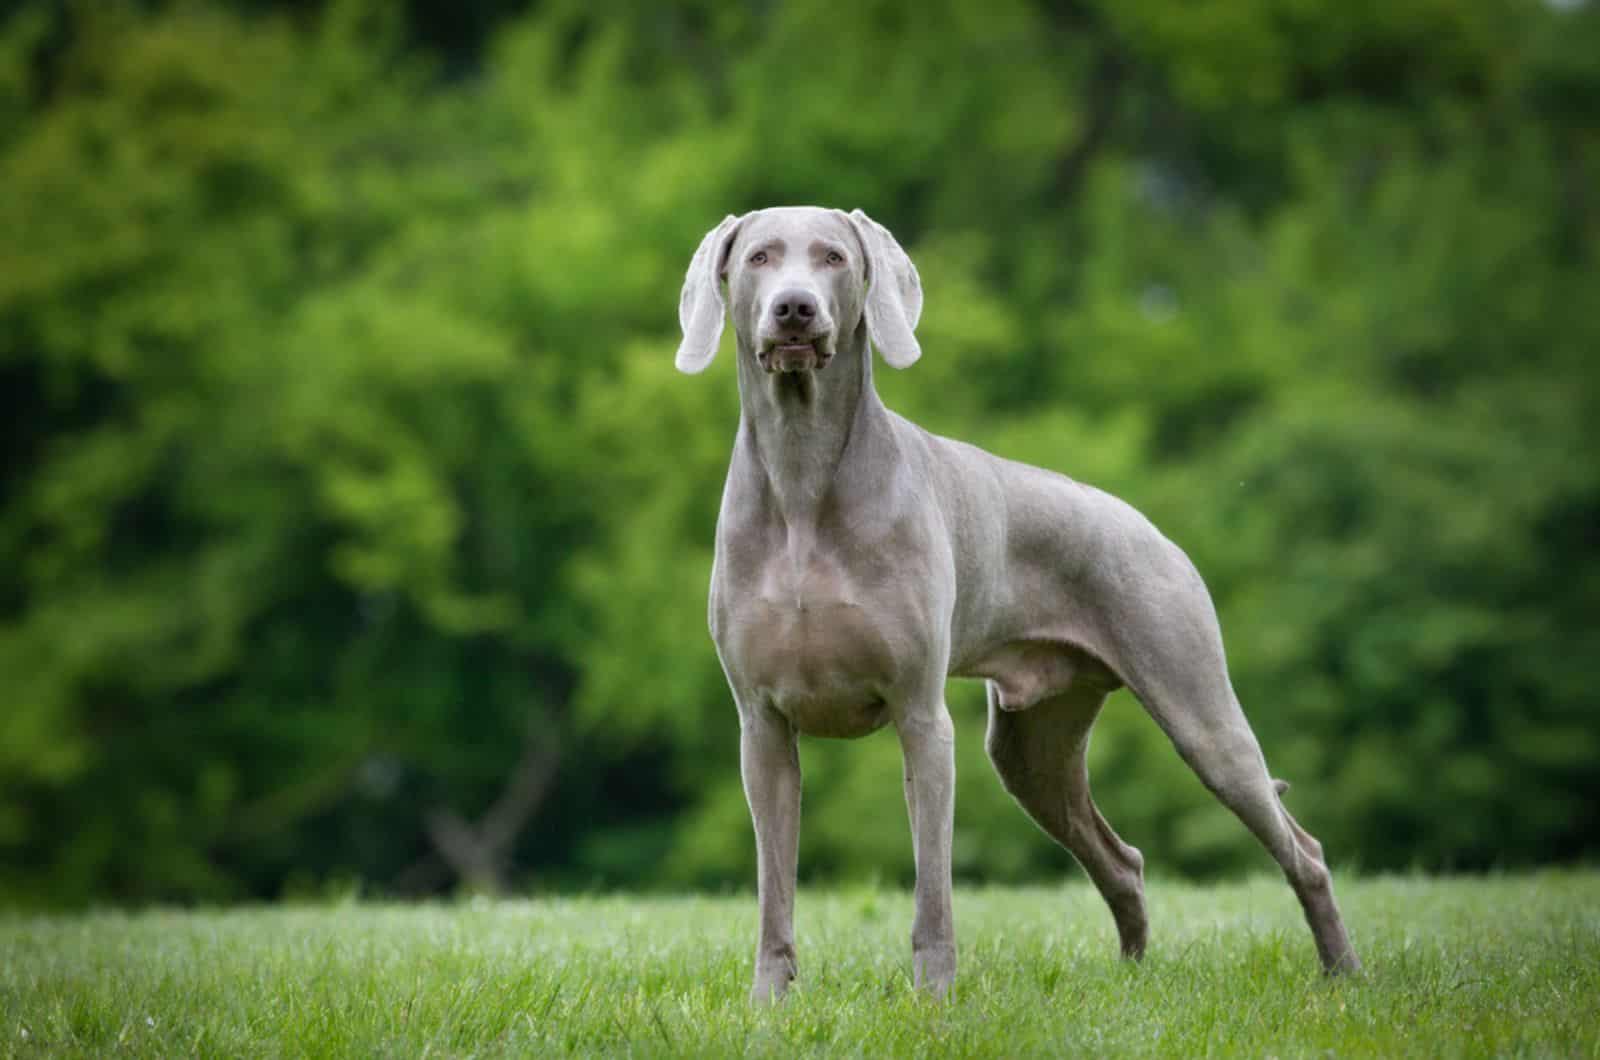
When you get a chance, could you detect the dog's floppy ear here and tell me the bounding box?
[675,213,743,374]
[847,208,922,369]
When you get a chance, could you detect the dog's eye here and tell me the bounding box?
[826,251,845,265]
[749,251,768,266]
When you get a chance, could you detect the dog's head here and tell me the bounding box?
[675,206,922,375]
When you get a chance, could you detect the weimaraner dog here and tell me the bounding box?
[675,206,1360,1002]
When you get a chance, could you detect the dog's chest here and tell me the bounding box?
[716,543,913,737]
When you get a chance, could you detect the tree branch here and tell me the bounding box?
[1056,45,1127,200]
[411,725,562,894]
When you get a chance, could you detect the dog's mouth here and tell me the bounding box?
[758,340,832,374]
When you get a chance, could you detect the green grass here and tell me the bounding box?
[2,872,1597,1057]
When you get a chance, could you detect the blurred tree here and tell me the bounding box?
[0,0,1595,904]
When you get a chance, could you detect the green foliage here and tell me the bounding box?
[3,874,1599,1055]
[0,0,1596,903]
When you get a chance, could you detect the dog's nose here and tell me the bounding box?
[771,289,818,325]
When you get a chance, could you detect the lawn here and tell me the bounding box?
[2,872,1597,1057]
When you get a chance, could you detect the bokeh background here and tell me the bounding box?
[1,0,1596,908]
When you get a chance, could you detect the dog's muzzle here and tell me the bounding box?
[759,340,831,374]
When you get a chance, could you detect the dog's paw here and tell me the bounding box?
[749,952,797,1005]
[912,944,957,1001]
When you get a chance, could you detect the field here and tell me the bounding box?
[3,872,1597,1057]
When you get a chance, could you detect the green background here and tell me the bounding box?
[1,0,1596,907]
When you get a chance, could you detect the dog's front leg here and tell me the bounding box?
[740,701,801,1003]
[898,701,957,999]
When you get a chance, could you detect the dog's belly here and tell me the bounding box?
[727,599,895,738]
[960,638,1122,710]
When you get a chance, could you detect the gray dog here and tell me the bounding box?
[676,206,1360,1002]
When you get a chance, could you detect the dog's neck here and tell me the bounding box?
[733,322,887,541]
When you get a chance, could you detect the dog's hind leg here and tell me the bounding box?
[1118,615,1361,972]
[985,682,1148,958]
